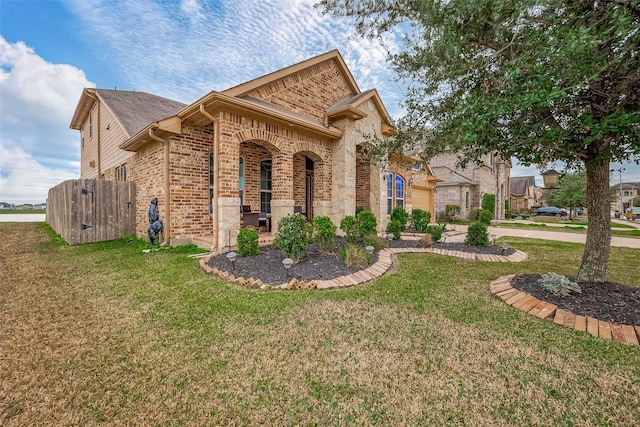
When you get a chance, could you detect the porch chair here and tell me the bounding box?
[258,212,270,232]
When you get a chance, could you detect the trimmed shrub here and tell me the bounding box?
[478,209,493,225]
[386,219,403,240]
[417,233,433,248]
[465,221,490,246]
[390,206,409,230]
[505,209,513,219]
[237,227,260,256]
[357,210,377,236]
[425,224,446,242]
[272,214,311,263]
[339,244,371,268]
[312,216,336,253]
[339,215,359,243]
[411,208,431,232]
[444,204,461,223]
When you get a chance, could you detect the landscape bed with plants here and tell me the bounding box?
[207,206,509,285]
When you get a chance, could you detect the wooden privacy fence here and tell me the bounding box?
[47,179,136,245]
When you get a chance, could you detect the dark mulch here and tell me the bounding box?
[206,237,515,286]
[512,274,640,325]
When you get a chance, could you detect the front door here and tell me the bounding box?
[305,172,314,221]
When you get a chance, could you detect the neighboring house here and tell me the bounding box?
[610,182,640,212]
[534,186,546,207]
[509,176,536,212]
[0,202,11,209]
[430,153,510,220]
[69,50,439,250]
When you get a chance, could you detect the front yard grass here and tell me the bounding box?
[1,223,639,425]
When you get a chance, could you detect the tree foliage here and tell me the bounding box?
[545,171,587,218]
[319,0,640,282]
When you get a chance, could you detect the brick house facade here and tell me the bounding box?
[70,50,439,251]
[430,153,510,220]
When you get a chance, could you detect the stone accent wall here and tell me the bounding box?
[355,146,371,211]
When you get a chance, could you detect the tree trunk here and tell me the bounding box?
[577,158,611,282]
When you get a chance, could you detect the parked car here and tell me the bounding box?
[625,207,640,221]
[535,206,567,217]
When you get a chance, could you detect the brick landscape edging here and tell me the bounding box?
[489,275,640,346]
[199,247,528,291]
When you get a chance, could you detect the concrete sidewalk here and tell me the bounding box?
[447,224,640,249]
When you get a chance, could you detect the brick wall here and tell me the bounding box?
[247,60,354,122]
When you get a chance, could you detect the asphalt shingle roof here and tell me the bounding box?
[96,89,187,136]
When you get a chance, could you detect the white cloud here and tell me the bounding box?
[0,144,78,204]
[65,0,404,112]
[0,36,92,203]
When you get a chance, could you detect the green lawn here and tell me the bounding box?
[0,209,45,214]
[1,223,638,425]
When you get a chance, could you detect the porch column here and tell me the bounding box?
[271,151,294,231]
[217,196,241,252]
[330,123,357,226]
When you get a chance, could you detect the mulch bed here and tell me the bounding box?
[511,274,640,325]
[206,238,515,286]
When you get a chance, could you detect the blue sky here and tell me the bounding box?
[1,0,638,204]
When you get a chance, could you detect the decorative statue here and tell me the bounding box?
[148,197,163,244]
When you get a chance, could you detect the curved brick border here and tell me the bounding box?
[490,275,640,346]
[199,247,528,291]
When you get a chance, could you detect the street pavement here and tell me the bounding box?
[447,219,640,249]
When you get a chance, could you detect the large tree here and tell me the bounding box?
[319,0,640,282]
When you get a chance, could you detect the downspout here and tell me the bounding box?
[199,104,220,251]
[148,128,171,246]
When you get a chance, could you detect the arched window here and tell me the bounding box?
[239,157,245,203]
[395,175,405,209]
[260,160,272,213]
[386,172,405,213]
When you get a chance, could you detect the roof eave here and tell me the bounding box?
[69,88,97,130]
[180,92,343,139]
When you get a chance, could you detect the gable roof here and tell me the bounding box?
[510,176,535,196]
[431,166,475,185]
[222,50,360,98]
[70,88,186,136]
